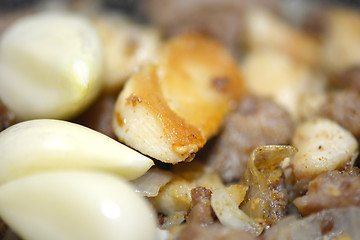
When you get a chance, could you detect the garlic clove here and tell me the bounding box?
[0,171,158,240]
[292,118,358,181]
[0,119,154,183]
[91,13,162,92]
[0,12,103,120]
[113,34,244,163]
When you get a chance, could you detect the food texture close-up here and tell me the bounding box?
[1,0,360,239]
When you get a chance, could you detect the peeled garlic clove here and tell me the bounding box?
[292,118,358,181]
[0,171,158,240]
[0,119,154,184]
[92,13,162,92]
[0,12,103,120]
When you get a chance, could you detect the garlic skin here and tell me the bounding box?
[0,171,158,240]
[0,119,154,184]
[0,12,103,120]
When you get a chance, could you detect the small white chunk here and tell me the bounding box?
[242,49,325,120]
[0,12,103,120]
[0,119,154,183]
[0,171,158,240]
[292,118,358,181]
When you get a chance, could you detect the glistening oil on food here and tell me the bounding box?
[0,0,360,239]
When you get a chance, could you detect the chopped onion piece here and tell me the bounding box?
[131,168,174,197]
[211,189,263,236]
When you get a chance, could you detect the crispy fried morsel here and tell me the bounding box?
[0,100,16,132]
[317,90,360,138]
[186,187,215,225]
[293,169,360,216]
[176,222,256,240]
[207,95,293,182]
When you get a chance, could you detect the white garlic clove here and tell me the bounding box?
[292,118,358,181]
[0,171,158,240]
[0,12,103,120]
[92,13,162,92]
[0,119,154,183]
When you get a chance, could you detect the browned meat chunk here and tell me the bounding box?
[72,93,117,139]
[262,207,360,240]
[0,100,16,132]
[186,187,215,225]
[293,169,360,216]
[141,0,275,51]
[317,90,360,138]
[333,67,360,91]
[207,95,294,182]
[176,222,256,240]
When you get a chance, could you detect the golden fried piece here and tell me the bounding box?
[113,34,244,163]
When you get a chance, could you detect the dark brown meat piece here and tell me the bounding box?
[176,222,256,240]
[262,207,360,240]
[333,67,360,91]
[317,90,360,138]
[293,169,360,216]
[72,93,117,139]
[140,0,275,52]
[207,95,294,182]
[186,187,214,225]
[0,100,16,132]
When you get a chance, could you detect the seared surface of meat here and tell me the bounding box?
[176,222,256,240]
[293,169,360,216]
[140,0,274,51]
[186,187,215,225]
[334,67,360,90]
[262,207,360,240]
[317,90,360,138]
[207,95,294,182]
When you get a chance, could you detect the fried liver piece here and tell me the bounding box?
[317,90,360,138]
[207,95,294,182]
[293,168,360,216]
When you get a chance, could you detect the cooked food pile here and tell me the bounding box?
[0,0,360,239]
